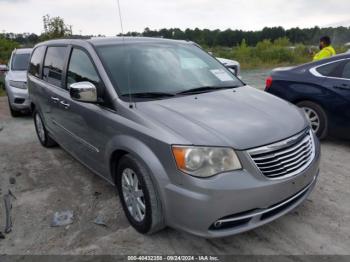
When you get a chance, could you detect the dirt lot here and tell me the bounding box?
[0,87,349,255]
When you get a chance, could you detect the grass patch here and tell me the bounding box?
[209,37,347,69]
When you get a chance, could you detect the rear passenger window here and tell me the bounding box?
[66,48,101,89]
[29,46,46,78]
[316,61,343,77]
[43,47,67,87]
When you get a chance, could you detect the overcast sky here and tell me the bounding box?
[1,0,350,35]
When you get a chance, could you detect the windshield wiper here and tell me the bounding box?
[121,92,176,98]
[176,85,239,95]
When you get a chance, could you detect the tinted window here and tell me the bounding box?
[341,61,350,79]
[29,46,46,77]
[43,47,67,87]
[316,61,342,77]
[12,53,30,71]
[67,48,101,89]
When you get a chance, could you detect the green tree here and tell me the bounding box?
[41,14,72,40]
[274,37,291,47]
[0,37,19,64]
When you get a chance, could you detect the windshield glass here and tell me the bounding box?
[12,53,30,71]
[96,42,243,96]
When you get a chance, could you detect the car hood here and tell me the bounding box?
[6,70,27,82]
[137,86,308,150]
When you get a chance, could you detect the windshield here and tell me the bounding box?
[96,42,243,97]
[12,53,30,71]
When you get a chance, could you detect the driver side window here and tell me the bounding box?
[67,48,101,90]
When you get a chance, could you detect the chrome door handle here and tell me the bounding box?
[51,97,59,103]
[60,101,70,109]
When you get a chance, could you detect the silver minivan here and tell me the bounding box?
[28,37,320,238]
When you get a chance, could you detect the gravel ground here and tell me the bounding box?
[0,71,349,255]
[240,69,272,90]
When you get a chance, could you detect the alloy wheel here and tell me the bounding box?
[121,168,146,222]
[302,107,320,133]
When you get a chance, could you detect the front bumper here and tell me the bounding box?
[162,139,320,238]
[6,84,30,111]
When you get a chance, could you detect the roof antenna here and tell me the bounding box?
[116,0,124,38]
[116,0,133,108]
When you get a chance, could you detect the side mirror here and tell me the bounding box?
[69,81,98,103]
[228,68,237,75]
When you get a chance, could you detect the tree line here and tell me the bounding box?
[124,26,350,47]
[1,16,350,48]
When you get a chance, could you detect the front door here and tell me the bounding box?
[51,47,110,177]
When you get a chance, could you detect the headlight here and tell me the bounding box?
[9,80,27,89]
[172,146,242,178]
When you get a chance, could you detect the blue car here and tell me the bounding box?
[265,53,350,139]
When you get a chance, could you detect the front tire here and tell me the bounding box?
[116,154,165,234]
[33,110,57,147]
[297,101,328,139]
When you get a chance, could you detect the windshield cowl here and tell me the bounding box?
[119,85,243,100]
[176,85,241,95]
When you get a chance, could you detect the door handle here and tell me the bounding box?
[60,101,70,109]
[51,97,60,103]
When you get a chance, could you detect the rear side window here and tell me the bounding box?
[43,46,67,87]
[316,59,350,79]
[67,48,101,89]
[29,46,46,78]
[316,61,342,77]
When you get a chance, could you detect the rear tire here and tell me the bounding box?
[116,154,165,234]
[33,110,57,147]
[297,101,328,139]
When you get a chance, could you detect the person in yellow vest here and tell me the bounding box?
[313,36,336,61]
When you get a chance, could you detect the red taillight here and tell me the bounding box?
[265,76,273,90]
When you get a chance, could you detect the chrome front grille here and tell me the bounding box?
[248,130,315,179]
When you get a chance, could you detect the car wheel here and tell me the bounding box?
[33,110,57,147]
[7,97,21,117]
[297,101,328,139]
[116,154,165,234]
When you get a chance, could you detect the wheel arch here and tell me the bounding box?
[106,135,169,189]
[109,149,129,185]
[106,135,169,220]
[292,97,328,116]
